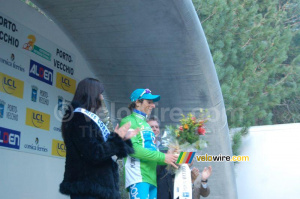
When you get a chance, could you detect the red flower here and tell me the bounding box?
[197,127,206,135]
[179,126,183,131]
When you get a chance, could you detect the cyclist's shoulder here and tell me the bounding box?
[120,113,135,125]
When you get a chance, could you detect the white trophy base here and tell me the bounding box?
[173,163,192,199]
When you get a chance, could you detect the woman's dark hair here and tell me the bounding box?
[61,78,104,141]
[128,99,144,112]
[72,78,104,112]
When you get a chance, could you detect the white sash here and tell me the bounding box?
[74,108,110,142]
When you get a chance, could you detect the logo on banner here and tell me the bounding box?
[51,139,66,157]
[6,104,18,121]
[29,59,53,85]
[0,54,25,73]
[54,97,71,123]
[0,100,5,119]
[23,35,51,61]
[31,85,38,102]
[30,85,49,105]
[10,53,15,61]
[53,48,75,75]
[24,137,48,153]
[58,96,63,111]
[25,108,50,131]
[0,16,19,48]
[0,126,21,150]
[57,96,71,111]
[39,89,49,105]
[0,72,24,99]
[56,72,76,94]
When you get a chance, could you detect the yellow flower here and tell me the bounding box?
[184,124,189,130]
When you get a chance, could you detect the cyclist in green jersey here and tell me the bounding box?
[120,88,178,199]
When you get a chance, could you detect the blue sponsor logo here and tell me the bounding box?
[31,85,38,102]
[0,103,4,118]
[183,192,190,197]
[29,60,53,85]
[0,127,21,149]
[58,96,63,111]
[142,130,157,151]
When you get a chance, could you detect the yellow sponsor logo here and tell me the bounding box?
[25,108,50,131]
[0,72,24,99]
[56,72,76,94]
[51,139,66,157]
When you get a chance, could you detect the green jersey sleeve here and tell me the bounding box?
[131,140,165,163]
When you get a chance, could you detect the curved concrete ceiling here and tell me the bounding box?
[31,0,237,198]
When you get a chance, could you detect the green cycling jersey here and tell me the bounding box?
[120,110,165,188]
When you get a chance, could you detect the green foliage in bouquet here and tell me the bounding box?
[165,109,209,151]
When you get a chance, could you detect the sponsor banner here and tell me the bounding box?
[0,15,20,48]
[51,139,66,157]
[1,13,76,70]
[29,59,53,85]
[31,85,38,102]
[38,89,49,106]
[6,103,18,122]
[0,48,25,73]
[0,72,24,99]
[0,99,5,119]
[23,137,49,154]
[23,34,51,61]
[53,48,75,75]
[30,85,49,105]
[53,126,61,133]
[0,126,21,150]
[0,12,81,158]
[25,108,50,131]
[57,95,71,112]
[56,72,76,94]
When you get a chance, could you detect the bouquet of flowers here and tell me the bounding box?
[161,109,209,173]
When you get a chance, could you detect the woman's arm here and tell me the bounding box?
[69,113,134,164]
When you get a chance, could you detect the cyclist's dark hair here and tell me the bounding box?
[128,99,144,112]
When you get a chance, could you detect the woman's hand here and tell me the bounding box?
[114,122,139,140]
[164,153,179,169]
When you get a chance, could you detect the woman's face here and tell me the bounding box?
[148,120,160,136]
[136,99,155,115]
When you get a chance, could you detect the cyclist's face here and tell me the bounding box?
[136,99,155,115]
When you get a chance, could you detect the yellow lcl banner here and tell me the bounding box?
[0,72,24,99]
[51,139,66,157]
[56,72,76,94]
[25,108,50,131]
